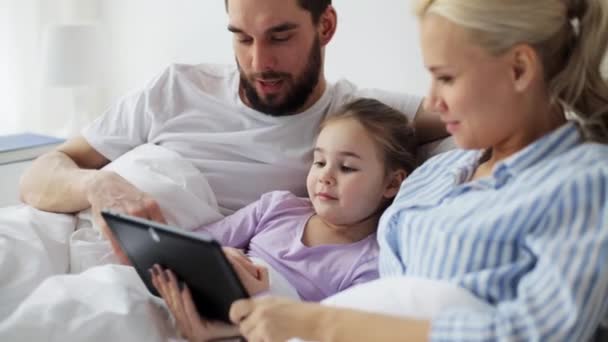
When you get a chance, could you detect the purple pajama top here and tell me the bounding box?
[195,191,379,301]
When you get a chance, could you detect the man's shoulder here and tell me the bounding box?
[159,63,238,86]
[328,78,423,119]
[140,63,239,105]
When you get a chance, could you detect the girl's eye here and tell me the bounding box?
[313,161,325,167]
[436,76,453,84]
[340,166,357,172]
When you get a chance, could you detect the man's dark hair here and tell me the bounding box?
[225,0,332,24]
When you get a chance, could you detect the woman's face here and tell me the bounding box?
[419,14,526,150]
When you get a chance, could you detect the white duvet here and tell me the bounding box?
[0,144,225,341]
[0,144,306,341]
[0,142,492,342]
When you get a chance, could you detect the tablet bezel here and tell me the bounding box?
[101,209,249,323]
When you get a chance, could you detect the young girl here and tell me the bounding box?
[150,98,417,335]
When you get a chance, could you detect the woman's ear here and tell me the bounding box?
[318,5,337,46]
[507,44,539,93]
[383,169,407,199]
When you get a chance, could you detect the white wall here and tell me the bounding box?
[96,0,429,113]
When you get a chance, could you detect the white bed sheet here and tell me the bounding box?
[0,144,225,341]
[0,138,465,341]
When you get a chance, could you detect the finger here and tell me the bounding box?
[144,199,167,224]
[152,265,170,300]
[238,313,261,342]
[98,219,112,239]
[103,224,131,265]
[228,257,261,295]
[181,285,204,324]
[155,265,176,307]
[126,205,149,220]
[226,252,259,279]
[149,268,159,291]
[150,266,166,296]
[181,287,242,340]
[91,207,104,228]
[166,269,191,336]
[257,266,270,288]
[229,299,254,324]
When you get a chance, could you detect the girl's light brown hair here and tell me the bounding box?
[321,98,418,175]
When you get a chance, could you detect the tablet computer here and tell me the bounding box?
[101,209,249,323]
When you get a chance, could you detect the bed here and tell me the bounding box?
[2,138,606,341]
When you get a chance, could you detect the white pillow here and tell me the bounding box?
[90,143,224,229]
[71,143,224,273]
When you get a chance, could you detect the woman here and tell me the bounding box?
[157,0,608,340]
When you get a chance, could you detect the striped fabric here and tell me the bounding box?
[378,122,608,341]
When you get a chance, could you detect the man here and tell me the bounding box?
[20,0,444,242]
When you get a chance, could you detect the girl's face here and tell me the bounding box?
[306,118,401,225]
[420,14,527,150]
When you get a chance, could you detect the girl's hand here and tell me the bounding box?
[222,247,270,296]
[150,264,240,342]
[229,296,322,342]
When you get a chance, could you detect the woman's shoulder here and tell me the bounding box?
[546,142,608,176]
[410,148,477,178]
[423,148,475,165]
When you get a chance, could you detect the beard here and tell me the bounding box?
[237,36,322,117]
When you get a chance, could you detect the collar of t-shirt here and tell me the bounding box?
[231,69,334,123]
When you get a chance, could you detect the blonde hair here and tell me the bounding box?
[416,0,608,143]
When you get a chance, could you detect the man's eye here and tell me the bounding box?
[236,35,253,44]
[271,35,290,42]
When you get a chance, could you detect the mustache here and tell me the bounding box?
[250,71,292,80]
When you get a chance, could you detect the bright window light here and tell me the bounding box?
[0,4,19,135]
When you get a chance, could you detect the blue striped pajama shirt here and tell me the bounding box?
[378,122,608,341]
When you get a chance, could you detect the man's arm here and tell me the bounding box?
[20,135,167,264]
[19,135,110,213]
[413,105,448,144]
[20,134,166,220]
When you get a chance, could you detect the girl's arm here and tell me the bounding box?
[198,191,300,249]
[195,192,276,248]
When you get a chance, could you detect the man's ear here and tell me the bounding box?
[318,5,337,46]
[383,169,407,199]
[507,44,539,93]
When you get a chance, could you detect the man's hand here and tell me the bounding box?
[86,170,167,264]
[222,247,270,296]
[150,265,241,342]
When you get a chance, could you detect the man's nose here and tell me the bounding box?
[251,42,276,72]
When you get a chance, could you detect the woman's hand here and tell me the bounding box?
[222,247,270,296]
[229,297,322,342]
[150,264,240,342]
[230,296,431,342]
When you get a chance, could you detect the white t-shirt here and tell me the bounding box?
[83,63,422,215]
